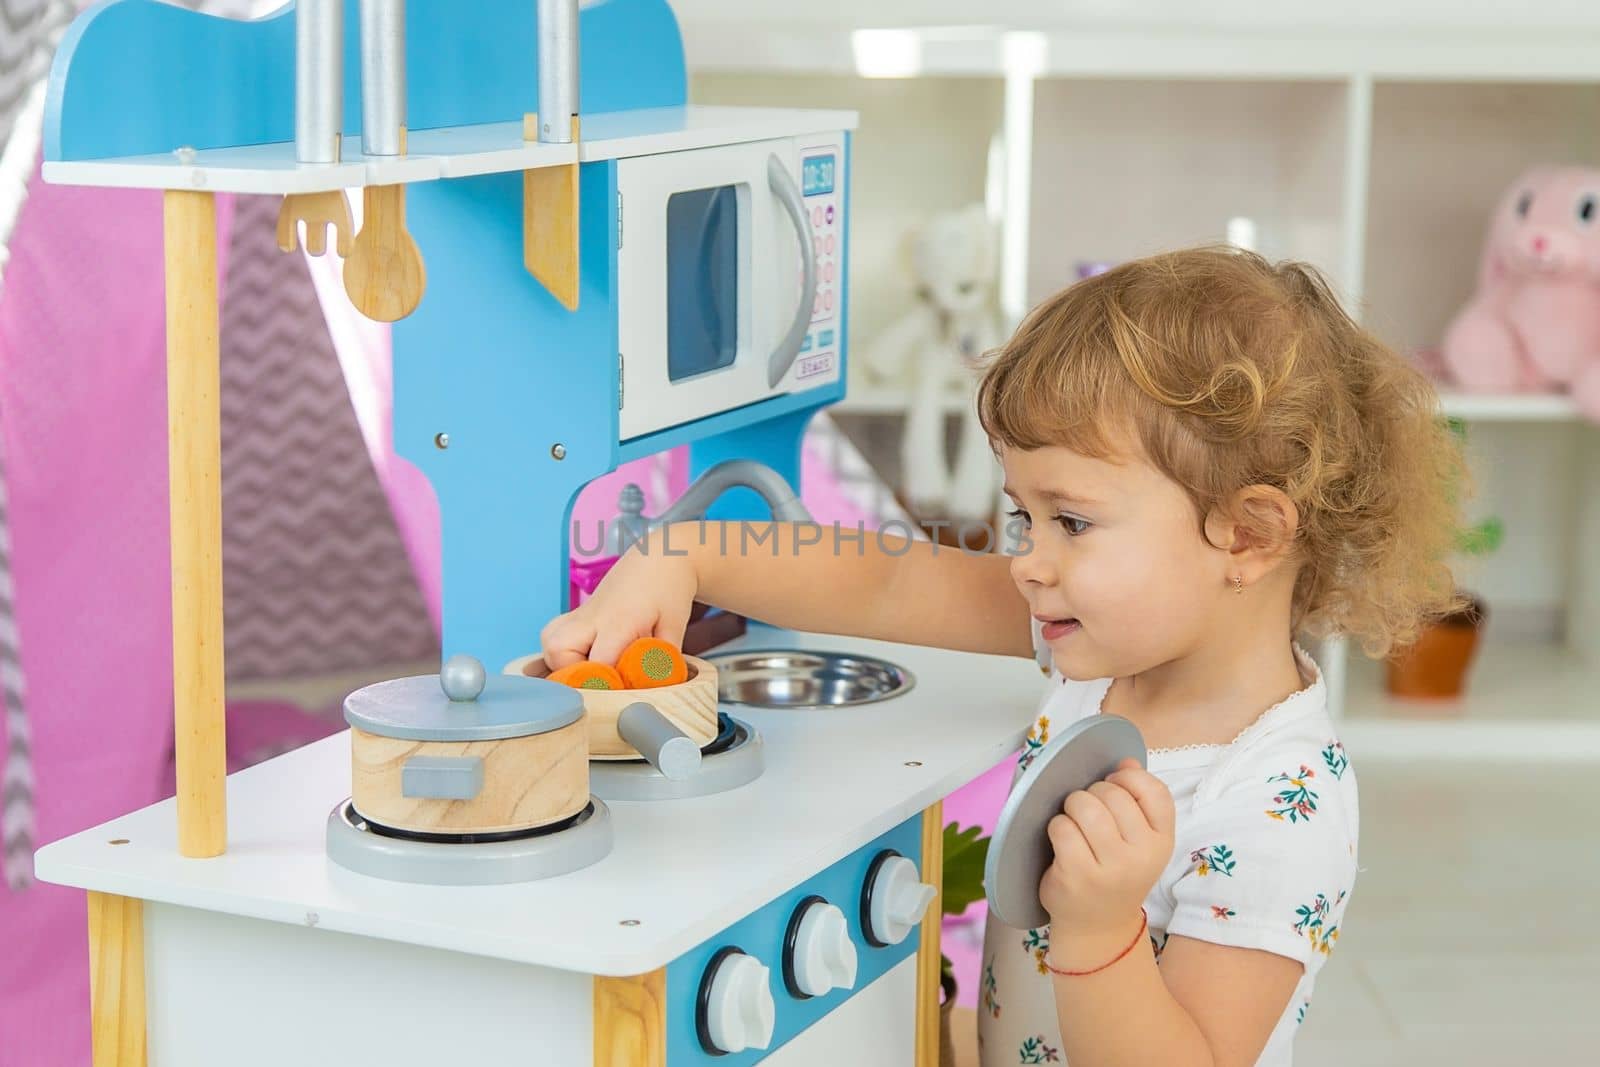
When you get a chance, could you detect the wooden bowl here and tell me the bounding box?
[503,653,720,760]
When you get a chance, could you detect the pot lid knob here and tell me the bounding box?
[440,654,488,703]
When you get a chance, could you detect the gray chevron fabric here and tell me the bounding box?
[0,423,32,891]
[219,193,437,682]
[0,0,64,894]
[0,1,70,151]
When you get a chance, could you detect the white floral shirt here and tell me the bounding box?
[978,642,1359,1066]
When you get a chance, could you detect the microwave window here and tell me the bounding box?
[667,186,739,383]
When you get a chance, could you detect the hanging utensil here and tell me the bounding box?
[346,0,425,321]
[344,184,426,321]
[276,189,354,257]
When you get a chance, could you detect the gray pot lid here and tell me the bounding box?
[983,714,1147,931]
[344,655,584,742]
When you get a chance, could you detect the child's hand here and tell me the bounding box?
[1039,758,1175,953]
[540,532,700,670]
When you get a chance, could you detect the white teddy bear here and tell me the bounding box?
[857,203,1003,524]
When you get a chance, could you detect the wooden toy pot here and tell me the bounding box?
[505,653,720,759]
[345,656,589,835]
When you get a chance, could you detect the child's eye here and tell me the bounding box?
[1057,514,1092,536]
[1005,507,1032,529]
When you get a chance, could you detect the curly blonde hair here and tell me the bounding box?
[976,246,1463,655]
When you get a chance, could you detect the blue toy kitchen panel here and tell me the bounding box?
[47,0,687,162]
[664,815,923,1064]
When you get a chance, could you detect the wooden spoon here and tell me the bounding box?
[343,183,425,322]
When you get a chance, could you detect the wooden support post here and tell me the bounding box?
[164,189,227,858]
[523,113,581,310]
[87,892,147,1067]
[916,800,945,1067]
[594,969,666,1067]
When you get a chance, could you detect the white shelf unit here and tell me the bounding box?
[685,18,1600,754]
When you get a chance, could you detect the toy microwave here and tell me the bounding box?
[617,132,848,440]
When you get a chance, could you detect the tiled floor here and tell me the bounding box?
[948,758,1596,1066]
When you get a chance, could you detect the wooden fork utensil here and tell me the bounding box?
[275,190,354,257]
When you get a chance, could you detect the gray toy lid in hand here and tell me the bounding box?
[984,715,1147,931]
[344,655,584,742]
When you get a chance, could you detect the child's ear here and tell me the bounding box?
[1205,486,1299,578]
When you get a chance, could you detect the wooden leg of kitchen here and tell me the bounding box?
[87,892,147,1067]
[916,800,945,1067]
[164,189,228,859]
[594,968,666,1067]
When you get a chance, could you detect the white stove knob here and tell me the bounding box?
[701,950,776,1054]
[863,851,936,947]
[786,899,858,998]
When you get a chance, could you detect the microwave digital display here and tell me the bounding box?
[802,154,835,197]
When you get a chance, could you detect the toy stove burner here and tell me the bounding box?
[326,796,613,886]
[590,712,763,802]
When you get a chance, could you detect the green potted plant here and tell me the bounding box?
[1384,418,1503,699]
[938,821,992,1067]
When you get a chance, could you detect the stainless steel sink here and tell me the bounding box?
[705,649,914,709]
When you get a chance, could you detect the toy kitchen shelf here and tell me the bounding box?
[680,9,1600,749]
[43,106,856,194]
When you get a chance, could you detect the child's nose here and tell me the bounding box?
[1009,544,1055,586]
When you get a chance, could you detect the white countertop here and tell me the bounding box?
[34,626,1041,976]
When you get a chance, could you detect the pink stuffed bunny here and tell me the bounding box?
[1442,166,1600,418]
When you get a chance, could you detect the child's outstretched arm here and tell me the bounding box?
[1043,761,1302,1067]
[543,520,1032,668]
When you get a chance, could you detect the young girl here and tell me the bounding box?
[541,247,1461,1066]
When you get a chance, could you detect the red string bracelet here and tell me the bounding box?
[1043,909,1149,977]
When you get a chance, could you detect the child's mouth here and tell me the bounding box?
[1040,618,1080,641]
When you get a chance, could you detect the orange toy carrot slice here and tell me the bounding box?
[547,661,625,691]
[616,637,688,689]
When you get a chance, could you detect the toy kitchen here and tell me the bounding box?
[31,2,1048,1064]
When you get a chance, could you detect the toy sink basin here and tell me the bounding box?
[704,649,914,709]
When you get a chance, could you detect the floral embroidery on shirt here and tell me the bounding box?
[1018,1035,1061,1063]
[1266,765,1319,823]
[1297,1000,1310,1025]
[1150,927,1168,960]
[981,958,1002,1018]
[1018,715,1051,771]
[1021,927,1051,974]
[1292,889,1346,954]
[1212,905,1236,920]
[1321,741,1349,780]
[1190,844,1237,877]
